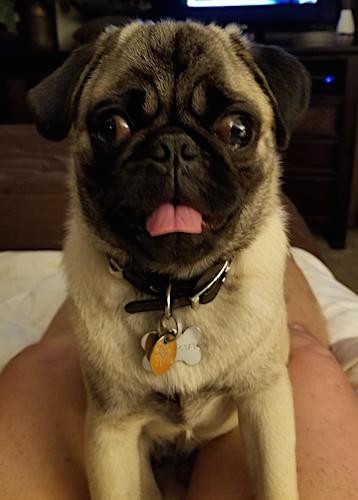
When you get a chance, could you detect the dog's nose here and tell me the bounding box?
[149,133,199,164]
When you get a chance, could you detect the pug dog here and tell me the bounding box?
[28,20,310,500]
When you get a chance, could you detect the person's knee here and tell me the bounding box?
[288,323,354,395]
[290,323,335,361]
[1,335,78,381]
[1,343,42,377]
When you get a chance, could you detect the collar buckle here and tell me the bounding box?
[189,260,230,310]
[190,296,201,310]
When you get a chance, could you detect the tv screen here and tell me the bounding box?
[156,0,339,33]
[187,0,317,5]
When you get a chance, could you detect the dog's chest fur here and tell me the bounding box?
[64,208,288,448]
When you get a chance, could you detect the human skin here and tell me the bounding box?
[187,258,358,500]
[0,257,357,500]
[187,326,358,500]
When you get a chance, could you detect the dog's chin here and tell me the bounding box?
[135,232,216,267]
[104,210,237,276]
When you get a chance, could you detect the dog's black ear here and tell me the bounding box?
[225,26,310,150]
[27,43,95,141]
[250,44,311,150]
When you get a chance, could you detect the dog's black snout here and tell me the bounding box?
[150,142,171,162]
[148,133,199,165]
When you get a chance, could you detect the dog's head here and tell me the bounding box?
[29,21,310,275]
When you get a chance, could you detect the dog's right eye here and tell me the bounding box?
[214,114,255,150]
[91,113,131,149]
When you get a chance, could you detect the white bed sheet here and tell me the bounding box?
[0,249,357,372]
[0,251,66,370]
[292,248,358,346]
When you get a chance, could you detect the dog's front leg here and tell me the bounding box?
[238,368,298,500]
[85,409,162,500]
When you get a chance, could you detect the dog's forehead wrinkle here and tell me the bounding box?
[86,22,267,124]
[191,83,207,116]
[118,21,231,82]
[148,26,177,63]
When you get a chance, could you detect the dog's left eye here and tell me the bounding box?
[91,114,131,148]
[214,114,254,149]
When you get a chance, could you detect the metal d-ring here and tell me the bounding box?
[165,283,172,319]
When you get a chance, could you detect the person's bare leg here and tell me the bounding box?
[0,300,89,500]
[187,257,358,500]
[290,327,358,500]
[1,257,358,500]
[284,256,329,347]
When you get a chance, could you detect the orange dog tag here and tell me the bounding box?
[149,334,177,375]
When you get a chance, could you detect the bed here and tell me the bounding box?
[0,124,69,367]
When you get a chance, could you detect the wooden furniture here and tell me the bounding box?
[284,44,358,248]
[0,125,69,250]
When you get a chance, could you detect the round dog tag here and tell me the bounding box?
[150,334,177,375]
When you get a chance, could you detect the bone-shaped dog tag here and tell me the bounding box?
[142,332,158,357]
[175,326,202,365]
[141,325,201,372]
[141,331,158,372]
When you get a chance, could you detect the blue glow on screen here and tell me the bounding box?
[324,75,335,84]
[187,0,317,6]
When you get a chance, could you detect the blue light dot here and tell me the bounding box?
[324,75,335,84]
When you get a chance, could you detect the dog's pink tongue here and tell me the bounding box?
[146,203,202,237]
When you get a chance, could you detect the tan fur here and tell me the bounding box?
[57,21,300,500]
[63,206,297,499]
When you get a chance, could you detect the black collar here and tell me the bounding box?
[108,256,230,314]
